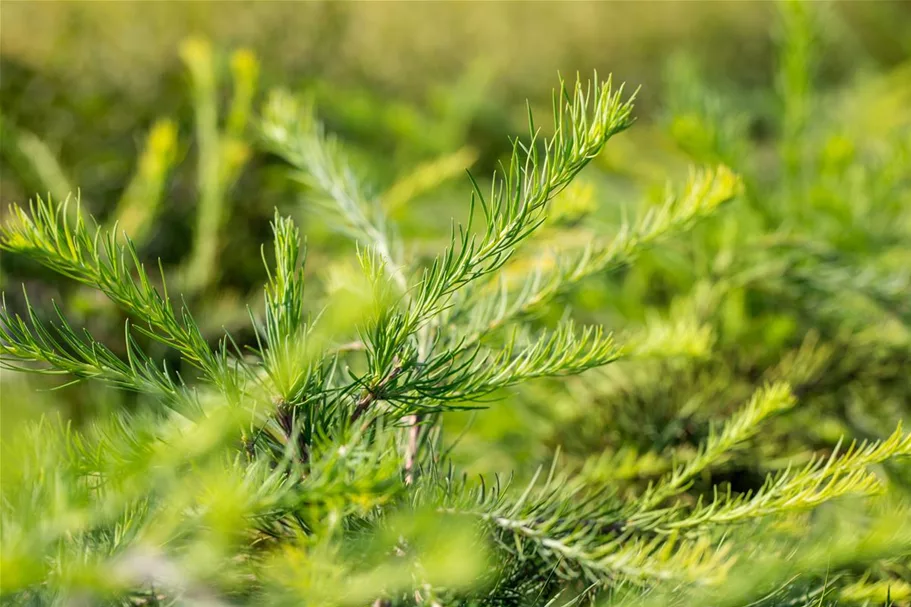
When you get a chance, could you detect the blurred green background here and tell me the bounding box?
[3,0,910,205]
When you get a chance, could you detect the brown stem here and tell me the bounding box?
[275,398,310,465]
[404,414,423,485]
[350,391,376,423]
[333,340,366,354]
[404,417,420,483]
[350,358,403,423]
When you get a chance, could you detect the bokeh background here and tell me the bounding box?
[3,1,910,205]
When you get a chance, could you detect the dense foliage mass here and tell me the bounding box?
[1,2,910,605]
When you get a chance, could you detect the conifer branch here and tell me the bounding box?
[256,211,313,402]
[403,76,635,333]
[450,165,741,346]
[0,195,244,396]
[637,382,797,510]
[451,322,621,400]
[0,295,199,414]
[262,91,407,291]
[634,425,910,533]
[430,465,730,588]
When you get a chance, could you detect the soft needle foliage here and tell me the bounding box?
[1,63,910,607]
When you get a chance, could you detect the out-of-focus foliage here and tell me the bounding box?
[2,1,911,605]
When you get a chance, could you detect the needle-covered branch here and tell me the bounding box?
[0,295,200,415]
[449,166,741,345]
[0,196,240,394]
[632,425,910,534]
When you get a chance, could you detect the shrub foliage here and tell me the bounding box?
[1,3,910,606]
